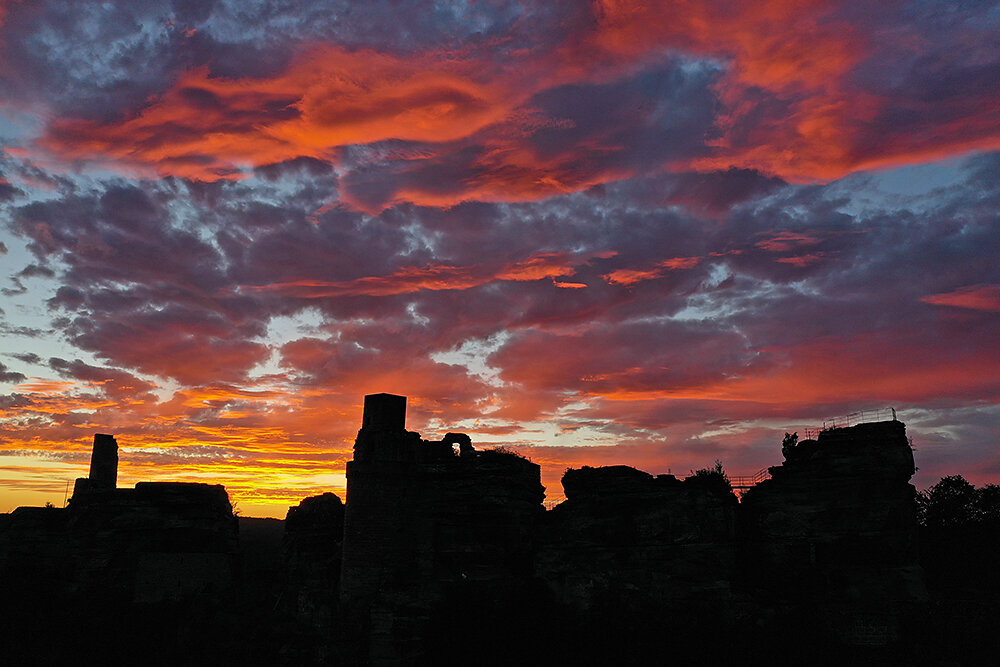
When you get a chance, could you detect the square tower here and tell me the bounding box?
[89,433,119,490]
[362,393,406,432]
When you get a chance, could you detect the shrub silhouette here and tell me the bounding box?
[685,459,733,494]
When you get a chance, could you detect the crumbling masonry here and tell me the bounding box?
[338,394,924,664]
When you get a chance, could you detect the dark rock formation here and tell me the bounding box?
[341,393,544,665]
[284,492,345,627]
[535,465,739,663]
[541,466,737,610]
[739,420,925,657]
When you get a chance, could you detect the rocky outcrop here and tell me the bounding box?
[283,492,345,627]
[539,466,737,611]
[530,465,739,663]
[739,420,924,651]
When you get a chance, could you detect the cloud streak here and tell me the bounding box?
[923,284,1000,313]
[240,251,613,298]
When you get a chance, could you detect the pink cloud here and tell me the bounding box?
[922,284,1000,312]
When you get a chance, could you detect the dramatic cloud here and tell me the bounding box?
[7,0,994,211]
[41,48,516,181]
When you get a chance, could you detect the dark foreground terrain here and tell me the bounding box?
[1,397,997,665]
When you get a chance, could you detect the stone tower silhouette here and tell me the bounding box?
[361,393,406,431]
[88,433,118,490]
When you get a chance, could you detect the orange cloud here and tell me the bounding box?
[775,253,826,267]
[42,47,518,181]
[587,0,1000,182]
[575,334,1000,408]
[755,232,823,253]
[586,1,875,178]
[603,256,701,286]
[30,1,1000,205]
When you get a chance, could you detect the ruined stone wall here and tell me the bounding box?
[73,482,239,603]
[0,481,247,665]
[0,481,238,605]
[0,414,929,664]
[338,398,925,663]
[88,433,118,489]
[340,394,545,665]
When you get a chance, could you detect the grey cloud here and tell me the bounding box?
[0,362,26,384]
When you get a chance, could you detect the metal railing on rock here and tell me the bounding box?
[728,468,771,490]
[821,407,897,431]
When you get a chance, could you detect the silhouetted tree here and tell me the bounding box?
[781,432,798,459]
[917,475,1000,664]
[686,459,732,494]
[918,475,978,528]
[978,483,1000,526]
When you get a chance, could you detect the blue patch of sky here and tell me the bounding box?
[829,154,971,217]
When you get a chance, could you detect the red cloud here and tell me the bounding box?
[775,253,826,267]
[755,232,823,253]
[922,284,1000,313]
[577,334,1000,407]
[241,251,611,298]
[578,1,879,180]
[0,0,20,25]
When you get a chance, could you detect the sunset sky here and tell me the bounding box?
[1,0,999,517]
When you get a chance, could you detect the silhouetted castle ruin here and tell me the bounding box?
[335,394,924,664]
[0,393,970,665]
[341,394,544,664]
[1,434,238,604]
